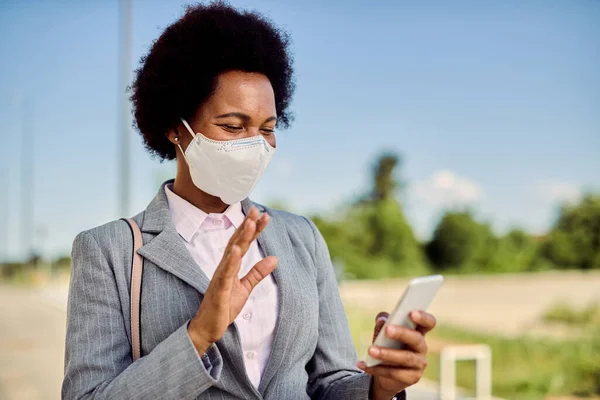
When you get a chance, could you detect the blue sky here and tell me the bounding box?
[0,0,599,259]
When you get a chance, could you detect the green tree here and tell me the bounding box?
[365,200,427,272]
[541,194,600,269]
[357,152,404,205]
[426,211,496,272]
[314,151,427,279]
[488,229,541,273]
[371,153,402,202]
[363,152,427,275]
[312,213,378,279]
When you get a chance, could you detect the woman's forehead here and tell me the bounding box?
[204,71,276,117]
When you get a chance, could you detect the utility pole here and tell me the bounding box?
[118,0,133,217]
[21,99,34,264]
[0,164,8,264]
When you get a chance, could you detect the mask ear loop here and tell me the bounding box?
[177,118,197,158]
[180,118,197,139]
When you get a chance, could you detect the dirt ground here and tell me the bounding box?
[0,281,443,400]
[1,270,598,400]
[339,270,600,337]
[0,285,66,400]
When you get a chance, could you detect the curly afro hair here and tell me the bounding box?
[130,1,295,160]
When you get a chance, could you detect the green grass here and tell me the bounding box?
[426,325,579,399]
[346,306,600,399]
[543,301,600,326]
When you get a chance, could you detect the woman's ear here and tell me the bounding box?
[166,128,180,145]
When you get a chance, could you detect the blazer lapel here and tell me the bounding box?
[135,188,297,399]
[136,228,211,295]
[242,200,297,395]
[136,185,257,399]
[136,183,211,295]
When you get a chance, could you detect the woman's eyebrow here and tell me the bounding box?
[215,112,277,124]
[215,112,250,121]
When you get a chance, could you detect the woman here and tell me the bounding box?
[62,3,436,399]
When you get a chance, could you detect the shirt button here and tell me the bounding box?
[246,352,255,360]
[242,311,252,321]
[212,219,222,226]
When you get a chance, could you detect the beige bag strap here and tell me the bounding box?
[123,218,144,362]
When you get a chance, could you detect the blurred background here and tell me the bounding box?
[0,0,599,399]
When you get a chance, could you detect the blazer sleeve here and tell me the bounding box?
[302,217,371,399]
[303,218,406,400]
[62,231,223,400]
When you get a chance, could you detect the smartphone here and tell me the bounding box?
[364,274,444,367]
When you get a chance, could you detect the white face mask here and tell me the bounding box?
[177,118,276,205]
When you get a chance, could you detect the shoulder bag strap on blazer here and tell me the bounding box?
[122,218,144,362]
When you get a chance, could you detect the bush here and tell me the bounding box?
[313,202,429,279]
[541,194,600,269]
[543,301,600,326]
[426,211,496,272]
[488,229,541,273]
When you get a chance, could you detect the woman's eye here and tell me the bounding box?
[223,125,243,131]
[261,129,275,135]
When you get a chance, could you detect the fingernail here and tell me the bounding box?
[356,361,366,369]
[386,325,398,336]
[412,311,422,320]
[368,346,380,357]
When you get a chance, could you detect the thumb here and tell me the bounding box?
[372,311,389,343]
[240,256,278,293]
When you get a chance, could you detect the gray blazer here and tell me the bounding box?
[62,182,406,400]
